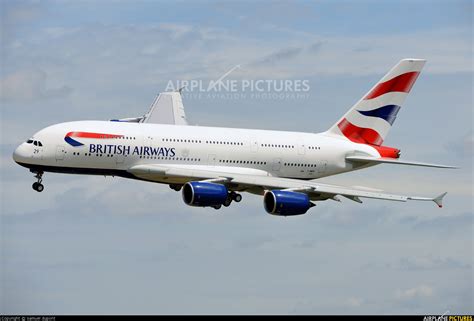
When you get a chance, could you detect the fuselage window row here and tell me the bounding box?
[284,163,317,167]
[162,138,202,143]
[206,141,243,145]
[219,160,266,165]
[261,144,294,148]
[138,156,201,161]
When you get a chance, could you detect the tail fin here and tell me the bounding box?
[326,58,426,146]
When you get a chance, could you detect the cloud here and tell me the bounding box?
[1,1,44,39]
[412,212,473,233]
[395,285,434,300]
[361,255,472,273]
[0,69,73,102]
[307,41,324,53]
[445,131,474,158]
[393,256,472,271]
[252,47,305,66]
[346,297,364,307]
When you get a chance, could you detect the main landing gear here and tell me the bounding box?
[202,193,243,210]
[32,171,44,192]
[221,192,242,208]
[169,184,182,191]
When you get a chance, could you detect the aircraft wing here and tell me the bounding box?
[127,164,447,207]
[111,91,188,125]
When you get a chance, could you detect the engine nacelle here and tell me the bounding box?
[264,190,314,216]
[182,181,228,207]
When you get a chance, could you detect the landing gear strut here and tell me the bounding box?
[32,171,44,192]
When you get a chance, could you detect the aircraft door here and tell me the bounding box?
[251,140,259,153]
[317,160,327,173]
[298,143,306,155]
[272,158,282,171]
[55,145,66,161]
[208,154,217,166]
[144,135,154,148]
[115,152,125,165]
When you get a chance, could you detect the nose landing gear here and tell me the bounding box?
[31,171,44,192]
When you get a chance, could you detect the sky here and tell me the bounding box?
[1,0,473,315]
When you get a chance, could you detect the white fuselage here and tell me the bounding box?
[13,120,380,183]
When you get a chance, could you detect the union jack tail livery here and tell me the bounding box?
[327,58,426,146]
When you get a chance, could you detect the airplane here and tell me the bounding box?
[12,58,456,216]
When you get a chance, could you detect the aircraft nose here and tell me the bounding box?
[13,143,29,164]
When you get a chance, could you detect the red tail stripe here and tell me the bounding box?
[337,118,383,146]
[364,71,420,100]
[66,132,123,139]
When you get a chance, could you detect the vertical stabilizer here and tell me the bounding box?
[326,59,425,146]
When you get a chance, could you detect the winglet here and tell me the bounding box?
[433,192,447,208]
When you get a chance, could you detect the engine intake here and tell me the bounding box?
[182,181,228,207]
[264,190,314,216]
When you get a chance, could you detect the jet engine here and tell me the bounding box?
[264,190,315,216]
[182,181,228,207]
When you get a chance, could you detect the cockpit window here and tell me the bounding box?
[28,140,43,146]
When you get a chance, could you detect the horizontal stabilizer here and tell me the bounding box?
[346,155,457,169]
[110,117,143,123]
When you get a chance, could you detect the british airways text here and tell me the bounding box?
[89,144,176,157]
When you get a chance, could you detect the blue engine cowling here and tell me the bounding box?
[264,190,314,216]
[182,181,228,207]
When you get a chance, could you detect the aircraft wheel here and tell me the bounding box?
[233,193,242,202]
[169,184,182,191]
[213,204,222,210]
[32,182,44,192]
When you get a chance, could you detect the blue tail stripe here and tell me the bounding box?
[65,136,84,147]
[357,104,401,125]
